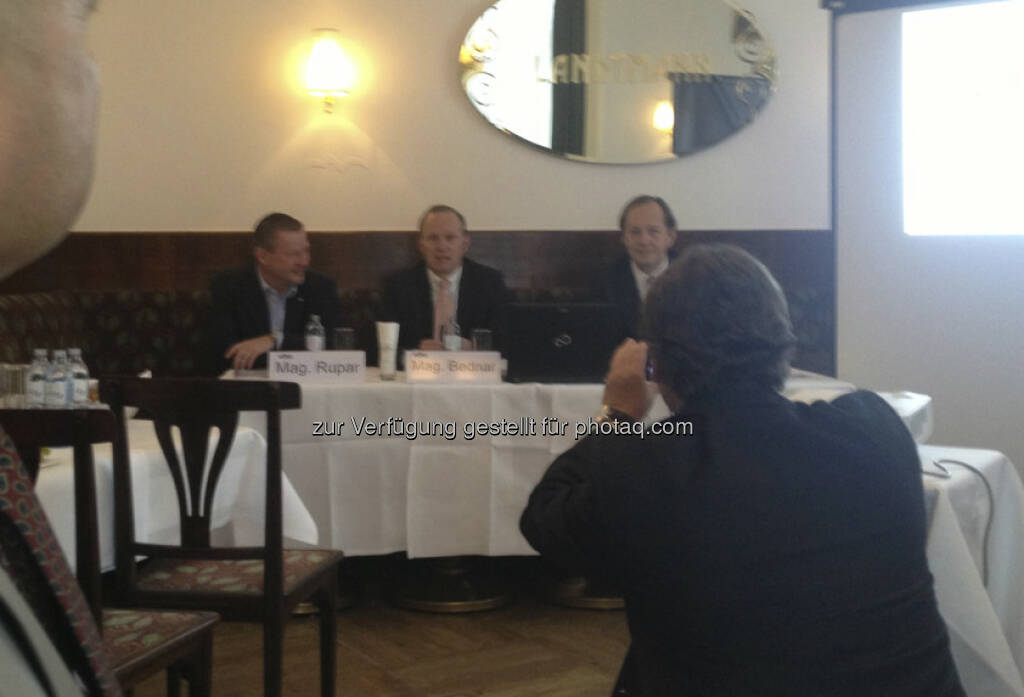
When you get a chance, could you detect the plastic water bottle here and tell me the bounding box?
[26,348,49,408]
[442,319,462,351]
[46,349,69,408]
[68,347,90,406]
[304,314,325,351]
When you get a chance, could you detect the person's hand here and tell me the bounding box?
[225,335,275,370]
[602,339,655,420]
[418,338,443,350]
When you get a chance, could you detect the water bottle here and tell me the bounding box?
[26,348,49,408]
[304,314,325,351]
[68,347,90,406]
[442,319,462,351]
[46,349,69,408]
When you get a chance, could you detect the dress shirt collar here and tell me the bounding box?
[426,265,463,290]
[630,257,670,299]
[256,268,299,300]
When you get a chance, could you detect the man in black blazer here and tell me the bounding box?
[380,205,508,353]
[207,212,342,374]
[522,245,965,697]
[594,195,678,339]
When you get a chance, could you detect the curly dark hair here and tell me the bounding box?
[642,244,795,405]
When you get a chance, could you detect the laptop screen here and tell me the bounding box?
[498,303,624,383]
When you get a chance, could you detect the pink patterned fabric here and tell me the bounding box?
[102,608,218,667]
[0,425,122,697]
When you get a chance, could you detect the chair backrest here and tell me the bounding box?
[0,407,114,622]
[98,377,300,598]
[0,425,122,697]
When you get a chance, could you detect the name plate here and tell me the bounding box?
[405,351,502,383]
[269,351,366,383]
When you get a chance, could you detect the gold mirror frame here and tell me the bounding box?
[459,0,777,164]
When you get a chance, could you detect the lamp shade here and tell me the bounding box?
[305,30,355,97]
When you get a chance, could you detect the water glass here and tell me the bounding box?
[332,327,356,350]
[471,329,493,351]
[3,363,27,407]
[376,321,400,381]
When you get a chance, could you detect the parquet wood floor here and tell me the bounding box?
[128,564,629,697]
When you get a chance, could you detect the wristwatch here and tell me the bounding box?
[595,404,636,424]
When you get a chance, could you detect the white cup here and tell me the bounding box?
[2,363,27,407]
[376,321,400,381]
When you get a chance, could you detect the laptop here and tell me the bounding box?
[498,303,624,383]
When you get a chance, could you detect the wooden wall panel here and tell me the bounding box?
[0,229,829,291]
[0,229,835,373]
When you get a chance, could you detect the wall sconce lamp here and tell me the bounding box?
[652,100,675,134]
[305,28,356,113]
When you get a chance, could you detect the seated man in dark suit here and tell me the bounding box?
[522,244,965,697]
[380,204,508,352]
[207,212,342,373]
[594,195,678,339]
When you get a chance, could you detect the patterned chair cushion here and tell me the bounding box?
[0,291,84,364]
[0,425,122,697]
[136,549,344,595]
[103,608,218,672]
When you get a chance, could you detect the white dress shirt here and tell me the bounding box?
[257,270,298,348]
[630,258,670,300]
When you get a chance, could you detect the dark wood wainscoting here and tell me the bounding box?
[0,229,834,373]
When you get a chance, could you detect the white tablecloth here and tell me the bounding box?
[237,370,931,557]
[35,420,318,573]
[923,445,1024,696]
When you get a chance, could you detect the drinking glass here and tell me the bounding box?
[3,363,27,407]
[471,329,493,351]
[332,327,356,350]
[376,321,399,380]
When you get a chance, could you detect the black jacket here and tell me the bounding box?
[206,264,342,374]
[521,384,965,697]
[593,256,645,340]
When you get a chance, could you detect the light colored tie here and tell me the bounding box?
[433,278,454,340]
[639,273,654,300]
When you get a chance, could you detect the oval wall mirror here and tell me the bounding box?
[459,0,777,164]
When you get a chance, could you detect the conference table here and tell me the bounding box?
[236,369,932,558]
[922,445,1024,696]
[35,418,319,574]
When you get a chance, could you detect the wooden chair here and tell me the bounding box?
[0,408,219,697]
[99,377,343,697]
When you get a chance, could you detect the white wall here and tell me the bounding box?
[836,10,1024,469]
[76,0,828,232]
